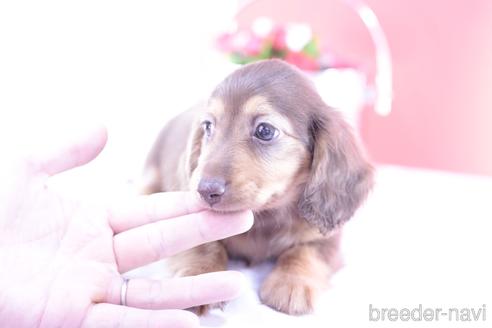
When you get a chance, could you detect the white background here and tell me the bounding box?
[1,1,491,327]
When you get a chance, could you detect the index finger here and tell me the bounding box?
[107,192,206,233]
[113,210,254,272]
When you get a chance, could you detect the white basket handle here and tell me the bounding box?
[344,0,393,116]
[235,0,393,116]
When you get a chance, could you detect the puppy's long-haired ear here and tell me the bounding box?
[299,108,374,234]
[184,119,204,177]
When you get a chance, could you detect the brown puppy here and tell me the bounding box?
[142,59,373,315]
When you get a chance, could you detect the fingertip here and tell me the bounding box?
[84,123,108,158]
[37,122,109,176]
[84,127,107,169]
[193,271,248,304]
[221,270,248,299]
[94,123,108,150]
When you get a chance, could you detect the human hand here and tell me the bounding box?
[0,125,253,328]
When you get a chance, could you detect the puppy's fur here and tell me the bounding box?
[142,59,373,315]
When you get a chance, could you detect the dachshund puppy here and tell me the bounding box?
[142,59,373,315]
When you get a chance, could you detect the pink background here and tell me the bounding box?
[237,0,492,176]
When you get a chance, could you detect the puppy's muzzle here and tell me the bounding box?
[197,178,226,206]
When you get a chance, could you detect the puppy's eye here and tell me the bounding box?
[254,123,278,141]
[202,120,214,136]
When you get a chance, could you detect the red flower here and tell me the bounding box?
[271,26,287,50]
[285,52,320,71]
[243,32,264,56]
[223,29,261,56]
[215,21,335,72]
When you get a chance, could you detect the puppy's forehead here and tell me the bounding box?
[210,60,297,115]
[210,60,319,121]
[207,95,273,116]
[207,95,298,137]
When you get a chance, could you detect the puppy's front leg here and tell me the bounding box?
[167,241,228,315]
[260,239,340,315]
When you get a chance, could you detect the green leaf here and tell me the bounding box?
[257,41,274,60]
[230,53,247,65]
[302,38,320,58]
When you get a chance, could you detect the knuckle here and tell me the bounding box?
[148,280,163,309]
[145,227,168,261]
[145,193,159,221]
[196,212,211,241]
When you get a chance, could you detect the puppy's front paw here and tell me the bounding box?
[174,268,228,316]
[260,271,315,315]
[167,242,229,315]
[191,301,227,316]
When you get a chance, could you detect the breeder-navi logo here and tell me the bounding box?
[369,304,487,322]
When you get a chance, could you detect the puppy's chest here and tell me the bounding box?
[221,212,318,264]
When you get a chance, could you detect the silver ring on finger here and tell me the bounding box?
[120,277,129,306]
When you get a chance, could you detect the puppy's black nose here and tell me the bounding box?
[197,178,226,206]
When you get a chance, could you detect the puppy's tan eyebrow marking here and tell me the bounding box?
[244,97,296,137]
[242,95,271,115]
[207,97,225,117]
[201,112,215,123]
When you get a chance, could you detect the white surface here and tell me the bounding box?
[313,68,367,127]
[121,166,491,328]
